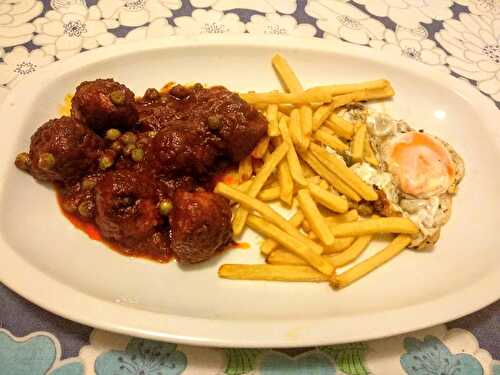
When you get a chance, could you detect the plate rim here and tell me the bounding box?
[0,34,499,348]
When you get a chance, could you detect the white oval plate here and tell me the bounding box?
[0,35,499,348]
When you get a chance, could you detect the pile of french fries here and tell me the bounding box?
[215,54,419,289]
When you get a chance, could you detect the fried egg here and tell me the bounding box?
[345,107,464,250]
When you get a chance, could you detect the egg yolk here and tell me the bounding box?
[387,132,455,198]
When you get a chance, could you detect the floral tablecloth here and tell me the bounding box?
[0,0,499,374]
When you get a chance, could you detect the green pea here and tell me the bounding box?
[110,90,125,106]
[15,152,31,171]
[81,177,96,191]
[159,199,173,216]
[106,128,122,141]
[78,201,94,218]
[38,152,55,170]
[123,143,136,156]
[121,132,137,145]
[111,141,122,152]
[207,115,221,130]
[131,148,144,162]
[99,155,113,170]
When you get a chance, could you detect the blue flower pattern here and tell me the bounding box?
[0,331,83,375]
[400,336,483,375]
[95,338,187,375]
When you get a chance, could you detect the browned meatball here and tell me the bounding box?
[71,79,138,133]
[170,191,232,264]
[27,116,103,183]
[95,169,160,242]
[194,86,268,162]
[150,120,222,176]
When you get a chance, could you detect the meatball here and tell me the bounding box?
[27,116,103,183]
[95,169,160,242]
[170,191,232,263]
[194,86,268,162]
[71,79,138,133]
[150,120,222,176]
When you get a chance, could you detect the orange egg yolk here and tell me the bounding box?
[387,132,455,198]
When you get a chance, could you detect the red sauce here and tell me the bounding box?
[57,192,173,263]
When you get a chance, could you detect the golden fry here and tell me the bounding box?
[258,185,280,201]
[238,155,253,182]
[330,217,419,237]
[251,136,270,159]
[239,90,332,105]
[278,159,294,205]
[326,209,359,224]
[314,128,349,152]
[312,103,335,131]
[325,114,355,139]
[247,215,333,275]
[331,85,395,109]
[289,108,303,148]
[351,123,366,163]
[300,150,361,201]
[231,142,288,235]
[278,116,308,187]
[266,104,279,137]
[308,182,349,213]
[219,264,328,282]
[236,179,253,192]
[271,54,304,93]
[331,234,411,288]
[330,235,373,268]
[267,249,308,266]
[300,105,313,150]
[364,135,379,167]
[310,143,378,201]
[323,237,356,254]
[260,210,304,256]
[297,189,335,246]
[306,79,389,98]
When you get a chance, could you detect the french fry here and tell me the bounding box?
[325,114,355,139]
[216,183,324,254]
[364,135,379,167]
[238,155,253,182]
[239,91,331,105]
[300,150,361,201]
[331,85,395,109]
[271,54,303,93]
[258,186,280,201]
[278,116,308,187]
[326,209,359,224]
[231,142,289,235]
[251,136,270,159]
[289,108,303,148]
[330,217,419,237]
[219,264,328,282]
[323,237,356,254]
[236,179,253,192]
[305,79,390,98]
[331,234,411,288]
[318,179,329,190]
[260,210,304,256]
[266,104,279,137]
[267,249,308,266]
[314,128,349,152]
[297,189,335,246]
[308,182,348,213]
[330,235,373,268]
[277,159,294,205]
[312,103,335,131]
[310,143,378,201]
[351,123,366,163]
[247,215,333,275]
[302,219,311,232]
[300,105,313,150]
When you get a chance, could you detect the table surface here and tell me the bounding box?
[0,0,499,374]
